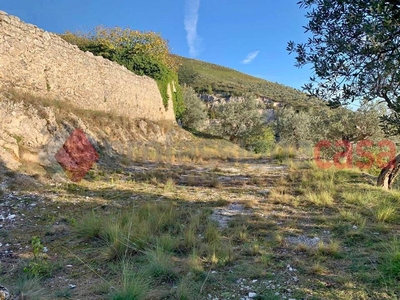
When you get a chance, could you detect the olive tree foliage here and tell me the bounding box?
[211,96,273,152]
[181,85,208,131]
[212,97,262,143]
[288,0,400,189]
[276,102,386,150]
[287,0,400,133]
[275,108,313,149]
[313,102,386,143]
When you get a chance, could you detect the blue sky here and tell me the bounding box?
[0,0,313,90]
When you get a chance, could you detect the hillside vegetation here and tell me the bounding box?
[0,18,399,300]
[175,55,320,109]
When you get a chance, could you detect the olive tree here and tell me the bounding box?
[181,86,208,131]
[275,107,312,149]
[212,96,265,144]
[288,0,400,189]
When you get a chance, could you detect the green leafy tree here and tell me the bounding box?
[275,107,312,149]
[243,125,275,153]
[311,103,386,161]
[212,96,264,144]
[181,86,208,131]
[307,102,385,144]
[288,0,400,189]
[276,103,386,158]
[287,0,400,130]
[177,63,199,86]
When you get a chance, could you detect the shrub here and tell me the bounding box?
[181,85,208,131]
[211,95,264,144]
[60,29,185,118]
[243,125,275,153]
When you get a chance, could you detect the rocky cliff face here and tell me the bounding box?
[0,90,182,178]
[199,93,283,108]
[0,11,183,178]
[0,10,175,122]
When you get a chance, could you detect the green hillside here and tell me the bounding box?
[174,55,320,109]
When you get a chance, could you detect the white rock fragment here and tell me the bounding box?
[287,264,297,272]
[248,292,257,298]
[6,214,16,220]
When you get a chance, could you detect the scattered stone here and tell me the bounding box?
[248,292,257,298]
[0,285,10,300]
[287,265,297,272]
[211,203,251,228]
[285,235,321,248]
[5,214,15,220]
[258,190,270,195]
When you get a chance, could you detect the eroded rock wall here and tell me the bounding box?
[0,10,175,122]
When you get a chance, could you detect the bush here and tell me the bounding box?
[181,86,208,131]
[211,95,264,144]
[244,126,275,153]
[60,29,185,118]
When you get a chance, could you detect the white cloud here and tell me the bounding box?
[241,51,260,64]
[184,0,202,57]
